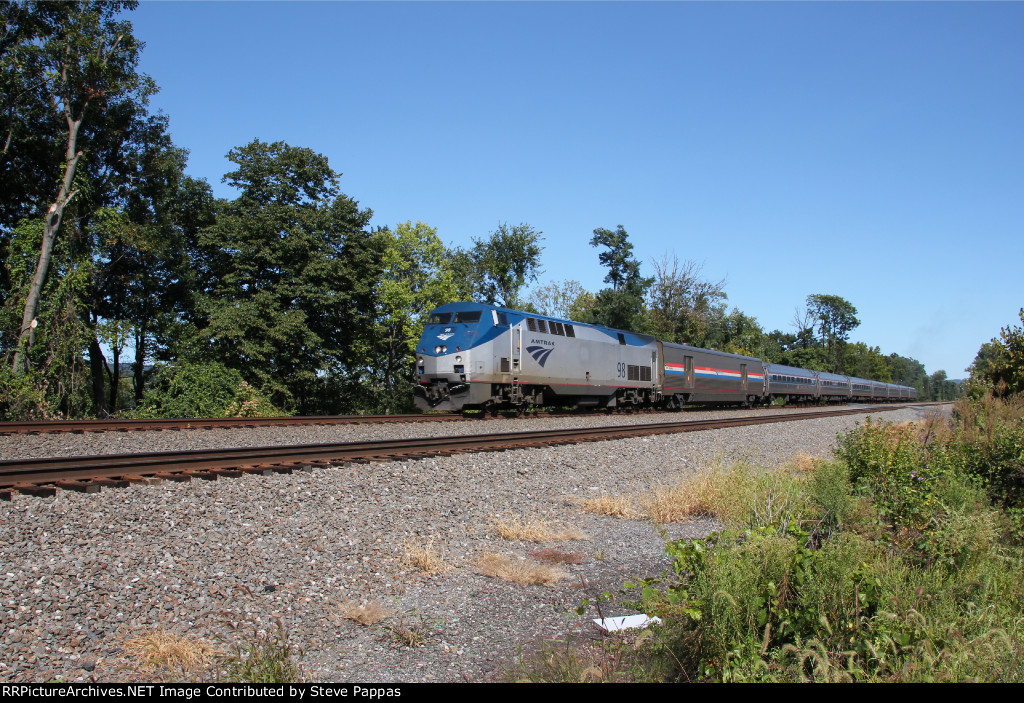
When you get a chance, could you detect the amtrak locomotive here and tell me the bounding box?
[413,302,917,412]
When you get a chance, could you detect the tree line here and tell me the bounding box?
[0,2,961,420]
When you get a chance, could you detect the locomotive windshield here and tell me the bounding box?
[426,310,484,325]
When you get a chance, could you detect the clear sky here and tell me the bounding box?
[127,1,1023,379]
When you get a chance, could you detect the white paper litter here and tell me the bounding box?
[593,614,662,632]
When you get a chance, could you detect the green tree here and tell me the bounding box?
[970,309,1024,396]
[526,279,594,321]
[190,140,375,412]
[590,225,642,292]
[468,222,543,308]
[368,222,461,411]
[843,342,892,382]
[807,294,860,372]
[586,225,652,331]
[11,1,154,373]
[647,254,728,345]
[0,1,66,233]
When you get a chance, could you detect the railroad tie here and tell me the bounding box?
[153,472,191,482]
[91,478,130,489]
[13,483,57,497]
[238,466,275,476]
[55,479,102,493]
[121,475,162,485]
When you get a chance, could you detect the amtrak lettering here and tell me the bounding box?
[529,339,554,346]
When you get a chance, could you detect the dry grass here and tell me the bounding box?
[474,552,567,586]
[122,628,222,676]
[640,472,721,523]
[402,537,450,574]
[789,452,821,473]
[639,462,765,525]
[491,514,588,542]
[528,548,587,565]
[572,493,639,518]
[339,599,392,627]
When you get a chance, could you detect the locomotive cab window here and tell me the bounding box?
[428,313,452,325]
[453,311,481,324]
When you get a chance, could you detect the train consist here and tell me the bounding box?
[413,302,917,412]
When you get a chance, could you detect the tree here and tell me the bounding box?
[970,309,1024,396]
[468,222,543,308]
[586,225,652,331]
[11,1,154,373]
[526,279,594,321]
[806,294,860,372]
[646,254,727,345]
[191,140,375,412]
[590,225,642,292]
[0,1,65,232]
[369,221,460,412]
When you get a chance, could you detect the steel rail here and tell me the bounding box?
[0,403,939,493]
[0,413,467,436]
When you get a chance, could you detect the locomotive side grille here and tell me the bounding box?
[501,357,511,373]
[565,325,575,337]
[527,318,537,332]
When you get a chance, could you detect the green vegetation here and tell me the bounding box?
[0,3,988,419]
[550,393,1024,682]
[968,309,1024,397]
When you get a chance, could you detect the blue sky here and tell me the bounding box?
[128,1,1023,379]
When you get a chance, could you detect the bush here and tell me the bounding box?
[131,361,284,418]
[0,365,54,420]
[621,403,1024,682]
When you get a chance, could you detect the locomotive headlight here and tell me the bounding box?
[434,345,442,353]
[455,355,462,363]
[441,345,448,353]
[417,357,424,364]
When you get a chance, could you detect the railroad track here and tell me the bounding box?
[0,413,468,436]
[0,403,943,499]
[0,400,934,435]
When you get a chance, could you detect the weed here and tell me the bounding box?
[528,548,587,565]
[381,610,436,649]
[491,514,587,542]
[218,619,305,683]
[339,599,392,627]
[122,628,222,678]
[507,634,663,683]
[623,397,1024,682]
[474,552,567,586]
[572,493,639,518]
[789,452,821,473]
[402,536,450,574]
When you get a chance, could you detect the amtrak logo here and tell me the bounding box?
[526,345,554,367]
[437,327,454,341]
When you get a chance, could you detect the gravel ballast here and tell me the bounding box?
[0,406,933,682]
